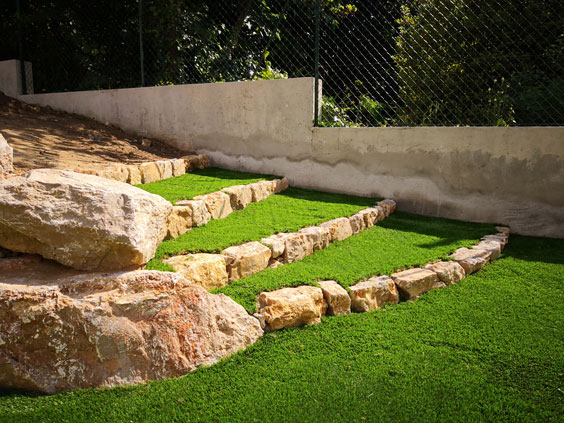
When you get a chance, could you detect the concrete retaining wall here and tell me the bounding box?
[5,62,562,237]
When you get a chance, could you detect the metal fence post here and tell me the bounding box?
[138,0,145,87]
[314,0,320,127]
[16,0,27,95]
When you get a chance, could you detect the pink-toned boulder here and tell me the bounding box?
[283,233,314,263]
[0,169,172,270]
[318,280,351,316]
[449,247,491,274]
[194,192,233,219]
[222,184,254,210]
[0,133,13,181]
[257,285,327,331]
[392,268,444,300]
[424,261,466,285]
[349,276,399,312]
[222,242,271,280]
[299,226,331,251]
[320,217,353,242]
[0,269,263,393]
[176,199,212,227]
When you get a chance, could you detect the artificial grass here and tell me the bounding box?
[137,167,279,204]
[2,235,563,423]
[215,212,496,313]
[146,187,377,269]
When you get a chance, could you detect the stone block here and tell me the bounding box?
[299,226,331,251]
[318,280,351,316]
[257,285,327,331]
[377,199,396,217]
[283,233,314,263]
[156,160,173,180]
[320,217,353,242]
[193,191,233,220]
[170,158,187,177]
[449,247,491,274]
[222,184,253,210]
[349,276,399,312]
[96,165,129,183]
[273,177,289,193]
[139,162,161,183]
[175,199,212,227]
[357,208,380,227]
[392,268,444,300]
[126,165,142,185]
[249,181,272,202]
[473,240,502,260]
[222,241,271,281]
[261,233,287,258]
[349,213,367,234]
[166,206,193,239]
[163,254,229,290]
[424,261,466,285]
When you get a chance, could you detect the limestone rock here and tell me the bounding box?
[261,233,287,258]
[96,165,129,183]
[496,226,510,236]
[392,268,443,300]
[299,226,331,251]
[377,199,396,217]
[320,217,353,242]
[0,270,263,393]
[222,184,253,210]
[357,208,380,227]
[222,242,271,281]
[349,276,399,312]
[257,285,327,331]
[156,160,173,180]
[170,159,187,177]
[283,233,314,263]
[473,240,502,260]
[449,247,491,274]
[126,165,142,185]
[273,177,289,193]
[163,254,229,290]
[166,206,193,239]
[349,213,367,234]
[196,154,210,169]
[0,254,41,271]
[249,181,272,202]
[139,162,161,183]
[194,192,233,220]
[424,261,466,285]
[0,170,172,270]
[0,133,13,180]
[176,199,212,227]
[318,280,350,316]
[482,234,508,250]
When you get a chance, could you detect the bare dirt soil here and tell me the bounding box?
[0,93,191,175]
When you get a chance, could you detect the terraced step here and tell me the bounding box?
[161,199,396,289]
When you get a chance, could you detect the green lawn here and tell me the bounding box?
[1,235,562,422]
[137,167,279,204]
[146,187,377,270]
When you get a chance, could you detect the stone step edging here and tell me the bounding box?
[74,154,210,185]
[161,199,397,288]
[253,226,510,332]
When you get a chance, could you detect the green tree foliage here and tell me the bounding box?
[394,0,564,125]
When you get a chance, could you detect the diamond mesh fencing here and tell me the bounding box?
[1,0,563,126]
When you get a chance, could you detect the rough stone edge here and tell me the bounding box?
[254,226,510,331]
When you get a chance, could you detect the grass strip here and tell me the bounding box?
[137,167,279,204]
[215,212,496,313]
[146,187,377,270]
[2,236,562,423]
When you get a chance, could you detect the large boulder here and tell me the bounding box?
[0,133,13,181]
[0,268,263,393]
[0,169,172,270]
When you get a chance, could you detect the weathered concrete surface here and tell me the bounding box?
[0,169,172,270]
[206,128,564,238]
[0,268,263,393]
[14,69,564,237]
[0,60,33,97]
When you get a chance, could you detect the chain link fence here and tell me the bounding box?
[1,0,563,126]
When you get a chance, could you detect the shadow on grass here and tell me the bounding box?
[501,234,564,265]
[190,167,281,181]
